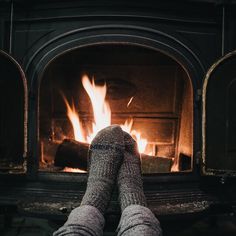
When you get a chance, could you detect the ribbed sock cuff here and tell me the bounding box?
[81,192,110,215]
[81,178,114,214]
[119,192,147,212]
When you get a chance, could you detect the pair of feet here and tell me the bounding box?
[80,125,147,214]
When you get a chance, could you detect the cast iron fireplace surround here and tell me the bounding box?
[0,0,236,227]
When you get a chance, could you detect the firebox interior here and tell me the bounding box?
[39,44,193,173]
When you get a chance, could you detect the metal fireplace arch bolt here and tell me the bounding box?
[21,25,204,175]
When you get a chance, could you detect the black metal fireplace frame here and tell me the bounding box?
[0,0,236,224]
[26,25,204,179]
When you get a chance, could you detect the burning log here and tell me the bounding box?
[54,139,172,173]
[141,153,172,173]
[54,139,89,170]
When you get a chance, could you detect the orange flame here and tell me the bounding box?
[131,130,148,154]
[63,75,149,154]
[63,167,86,173]
[82,75,111,142]
[62,95,86,143]
[120,119,133,133]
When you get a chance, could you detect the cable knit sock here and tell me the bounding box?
[118,132,147,212]
[80,125,124,215]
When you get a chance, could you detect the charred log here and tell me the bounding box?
[54,139,89,170]
[141,153,172,173]
[54,139,172,173]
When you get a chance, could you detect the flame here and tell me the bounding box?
[120,119,133,133]
[171,161,179,172]
[127,96,134,107]
[63,167,86,173]
[120,119,148,153]
[82,75,111,142]
[62,95,86,143]
[131,130,148,153]
[63,75,149,154]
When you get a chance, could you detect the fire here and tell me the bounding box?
[62,95,86,143]
[131,130,148,154]
[120,119,148,153]
[120,119,133,133]
[63,167,86,173]
[82,75,111,142]
[63,75,149,154]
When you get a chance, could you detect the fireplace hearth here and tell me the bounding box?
[0,0,236,227]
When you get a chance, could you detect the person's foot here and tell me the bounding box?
[117,132,147,212]
[81,125,124,214]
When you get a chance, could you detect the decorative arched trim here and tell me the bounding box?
[25,24,205,92]
[25,24,204,174]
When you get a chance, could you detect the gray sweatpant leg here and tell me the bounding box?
[54,204,162,236]
[53,205,105,236]
[117,205,162,236]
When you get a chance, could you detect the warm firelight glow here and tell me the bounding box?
[127,96,134,107]
[63,75,150,154]
[120,119,133,133]
[62,95,86,143]
[120,119,148,153]
[82,75,111,142]
[63,167,87,173]
[131,130,148,154]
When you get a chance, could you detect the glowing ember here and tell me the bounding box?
[171,161,179,172]
[63,167,86,173]
[127,96,134,107]
[63,75,149,154]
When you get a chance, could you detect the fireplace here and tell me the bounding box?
[39,44,193,173]
[0,0,236,224]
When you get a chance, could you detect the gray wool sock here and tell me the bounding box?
[118,132,147,212]
[81,125,124,214]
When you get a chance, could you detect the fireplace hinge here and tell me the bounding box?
[196,89,202,101]
[195,151,202,166]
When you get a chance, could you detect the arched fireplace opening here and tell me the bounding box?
[38,44,193,174]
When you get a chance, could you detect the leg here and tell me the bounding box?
[117,132,162,236]
[53,205,104,236]
[54,125,125,236]
[117,205,162,236]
